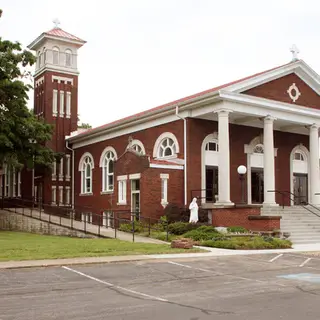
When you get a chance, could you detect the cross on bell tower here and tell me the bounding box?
[53,18,60,28]
[290,44,300,62]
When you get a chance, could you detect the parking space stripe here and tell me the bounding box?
[299,258,312,267]
[62,266,168,302]
[168,261,211,272]
[269,254,283,262]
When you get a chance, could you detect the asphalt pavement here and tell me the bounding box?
[1,252,320,319]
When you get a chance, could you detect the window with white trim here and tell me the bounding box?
[80,155,93,194]
[65,187,70,205]
[66,92,71,118]
[65,49,72,67]
[205,141,219,152]
[52,161,57,180]
[53,90,58,116]
[81,212,92,223]
[160,173,169,207]
[4,166,9,197]
[12,169,16,197]
[66,155,71,180]
[59,91,64,117]
[59,186,63,205]
[59,158,64,180]
[52,186,56,204]
[294,151,305,161]
[103,211,114,228]
[17,171,21,197]
[34,185,38,203]
[117,176,127,205]
[102,150,115,192]
[53,47,59,65]
[253,144,264,154]
[132,144,143,154]
[159,138,176,158]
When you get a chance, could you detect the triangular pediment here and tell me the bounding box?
[223,60,320,109]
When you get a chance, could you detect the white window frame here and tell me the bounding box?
[53,89,58,116]
[81,212,92,223]
[34,185,38,203]
[117,175,127,205]
[127,139,146,155]
[66,92,71,118]
[103,211,114,228]
[59,186,63,205]
[160,173,169,208]
[59,91,64,117]
[153,132,180,159]
[65,49,72,67]
[4,166,10,197]
[66,155,71,181]
[65,187,71,205]
[12,169,16,197]
[52,186,56,205]
[52,161,57,180]
[17,171,21,197]
[99,147,117,193]
[59,158,64,181]
[53,47,59,65]
[78,153,94,195]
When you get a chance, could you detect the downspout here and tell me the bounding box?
[175,105,187,206]
[66,140,75,210]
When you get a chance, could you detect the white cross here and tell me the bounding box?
[290,44,300,61]
[53,18,60,28]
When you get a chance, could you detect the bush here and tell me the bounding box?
[227,226,248,233]
[119,220,145,233]
[168,222,199,235]
[183,227,220,241]
[200,236,292,250]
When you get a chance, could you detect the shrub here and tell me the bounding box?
[119,220,145,233]
[227,226,248,233]
[183,228,220,241]
[168,222,199,235]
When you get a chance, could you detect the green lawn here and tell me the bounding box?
[0,231,202,261]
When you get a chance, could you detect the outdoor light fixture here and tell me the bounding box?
[237,165,247,204]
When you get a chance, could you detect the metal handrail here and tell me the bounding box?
[268,190,320,218]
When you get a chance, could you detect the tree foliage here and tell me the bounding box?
[0,9,54,169]
[78,122,92,129]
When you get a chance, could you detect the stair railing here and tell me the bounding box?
[268,190,320,218]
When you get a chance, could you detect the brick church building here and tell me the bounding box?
[5,24,320,228]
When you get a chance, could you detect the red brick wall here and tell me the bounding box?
[212,207,280,231]
[243,73,320,110]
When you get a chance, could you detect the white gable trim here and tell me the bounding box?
[224,60,320,95]
[150,164,184,170]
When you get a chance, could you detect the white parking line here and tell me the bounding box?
[269,254,283,263]
[299,258,312,268]
[62,266,168,302]
[168,261,211,272]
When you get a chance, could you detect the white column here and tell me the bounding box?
[216,109,233,205]
[309,124,320,205]
[263,116,277,206]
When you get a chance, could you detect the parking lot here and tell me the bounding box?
[1,252,320,320]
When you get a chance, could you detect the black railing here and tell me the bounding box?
[0,197,169,242]
[268,190,320,218]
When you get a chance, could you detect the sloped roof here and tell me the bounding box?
[44,27,85,43]
[71,60,295,141]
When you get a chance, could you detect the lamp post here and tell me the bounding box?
[237,165,247,204]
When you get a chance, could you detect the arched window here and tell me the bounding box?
[205,141,219,152]
[100,147,117,192]
[253,144,264,154]
[294,151,305,161]
[43,47,47,63]
[38,51,41,67]
[153,132,180,159]
[78,153,94,194]
[128,139,145,155]
[65,49,72,67]
[53,47,60,65]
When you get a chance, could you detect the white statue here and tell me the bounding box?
[189,197,199,223]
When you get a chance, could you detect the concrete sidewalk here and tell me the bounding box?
[1,242,320,269]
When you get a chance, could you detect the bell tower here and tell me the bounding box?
[27,21,86,206]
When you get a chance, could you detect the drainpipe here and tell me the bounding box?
[66,140,75,210]
[175,105,187,206]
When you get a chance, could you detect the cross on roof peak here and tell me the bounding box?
[53,18,61,29]
[290,44,300,61]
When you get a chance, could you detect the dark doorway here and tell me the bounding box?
[205,166,218,202]
[251,169,264,203]
[293,173,308,205]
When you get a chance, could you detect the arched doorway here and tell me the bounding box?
[201,133,219,203]
[290,145,309,205]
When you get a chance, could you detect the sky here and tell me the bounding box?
[2,0,320,128]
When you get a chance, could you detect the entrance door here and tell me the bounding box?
[205,166,218,202]
[131,179,140,220]
[251,169,264,203]
[293,174,308,205]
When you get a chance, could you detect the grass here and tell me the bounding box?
[0,231,203,262]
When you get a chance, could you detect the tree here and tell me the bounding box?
[78,122,92,129]
[0,9,54,169]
